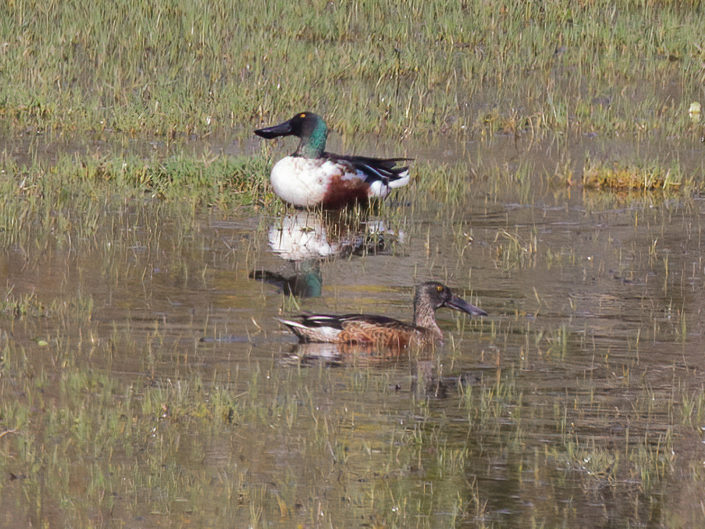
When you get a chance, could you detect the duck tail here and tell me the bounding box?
[387,168,410,189]
[275,317,341,343]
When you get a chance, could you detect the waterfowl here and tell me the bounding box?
[277,281,486,347]
[254,112,411,209]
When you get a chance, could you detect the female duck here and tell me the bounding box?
[277,281,486,347]
[255,112,410,209]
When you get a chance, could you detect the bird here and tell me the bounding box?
[276,281,486,347]
[254,112,410,209]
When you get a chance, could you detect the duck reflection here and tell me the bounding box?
[279,341,419,368]
[267,210,397,260]
[251,210,402,298]
[410,359,482,399]
[250,261,322,298]
[280,342,485,398]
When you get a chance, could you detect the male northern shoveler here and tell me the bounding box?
[277,281,486,347]
[254,112,410,209]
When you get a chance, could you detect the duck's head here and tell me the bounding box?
[416,281,487,317]
[254,112,328,158]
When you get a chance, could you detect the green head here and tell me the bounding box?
[254,111,328,158]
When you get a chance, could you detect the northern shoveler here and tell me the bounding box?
[277,281,486,347]
[254,112,410,209]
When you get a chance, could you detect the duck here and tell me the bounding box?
[276,281,486,347]
[254,112,411,209]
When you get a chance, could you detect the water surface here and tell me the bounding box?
[1,131,704,528]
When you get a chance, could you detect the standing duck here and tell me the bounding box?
[254,112,410,209]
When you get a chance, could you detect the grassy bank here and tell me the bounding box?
[1,0,703,140]
[0,153,279,263]
[1,149,702,250]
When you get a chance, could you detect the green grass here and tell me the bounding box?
[0,337,491,528]
[0,152,274,248]
[2,2,705,527]
[1,1,704,140]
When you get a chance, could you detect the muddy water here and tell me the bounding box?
[2,133,705,528]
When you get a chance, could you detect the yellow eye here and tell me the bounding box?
[436,285,443,292]
[299,113,306,118]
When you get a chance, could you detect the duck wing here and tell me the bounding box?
[324,153,412,186]
[279,314,420,346]
[335,314,420,346]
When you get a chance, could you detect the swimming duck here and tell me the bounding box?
[277,281,486,347]
[254,112,410,209]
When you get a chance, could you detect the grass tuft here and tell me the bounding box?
[582,161,686,191]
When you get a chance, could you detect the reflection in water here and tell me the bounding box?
[410,359,488,399]
[280,342,484,398]
[249,261,322,297]
[251,210,403,297]
[279,341,418,368]
[266,210,399,261]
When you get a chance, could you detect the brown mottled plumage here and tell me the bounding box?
[277,282,487,347]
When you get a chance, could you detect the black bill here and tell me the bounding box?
[445,294,487,317]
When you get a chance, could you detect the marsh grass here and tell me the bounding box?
[0,337,515,528]
[1,3,705,528]
[492,228,538,271]
[0,288,48,318]
[582,160,689,191]
[0,152,272,248]
[457,364,689,525]
[1,1,704,141]
[2,266,705,529]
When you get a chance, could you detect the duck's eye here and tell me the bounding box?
[299,113,306,118]
[436,285,444,292]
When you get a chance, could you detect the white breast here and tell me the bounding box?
[270,157,345,207]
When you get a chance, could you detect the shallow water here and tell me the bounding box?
[1,131,705,528]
